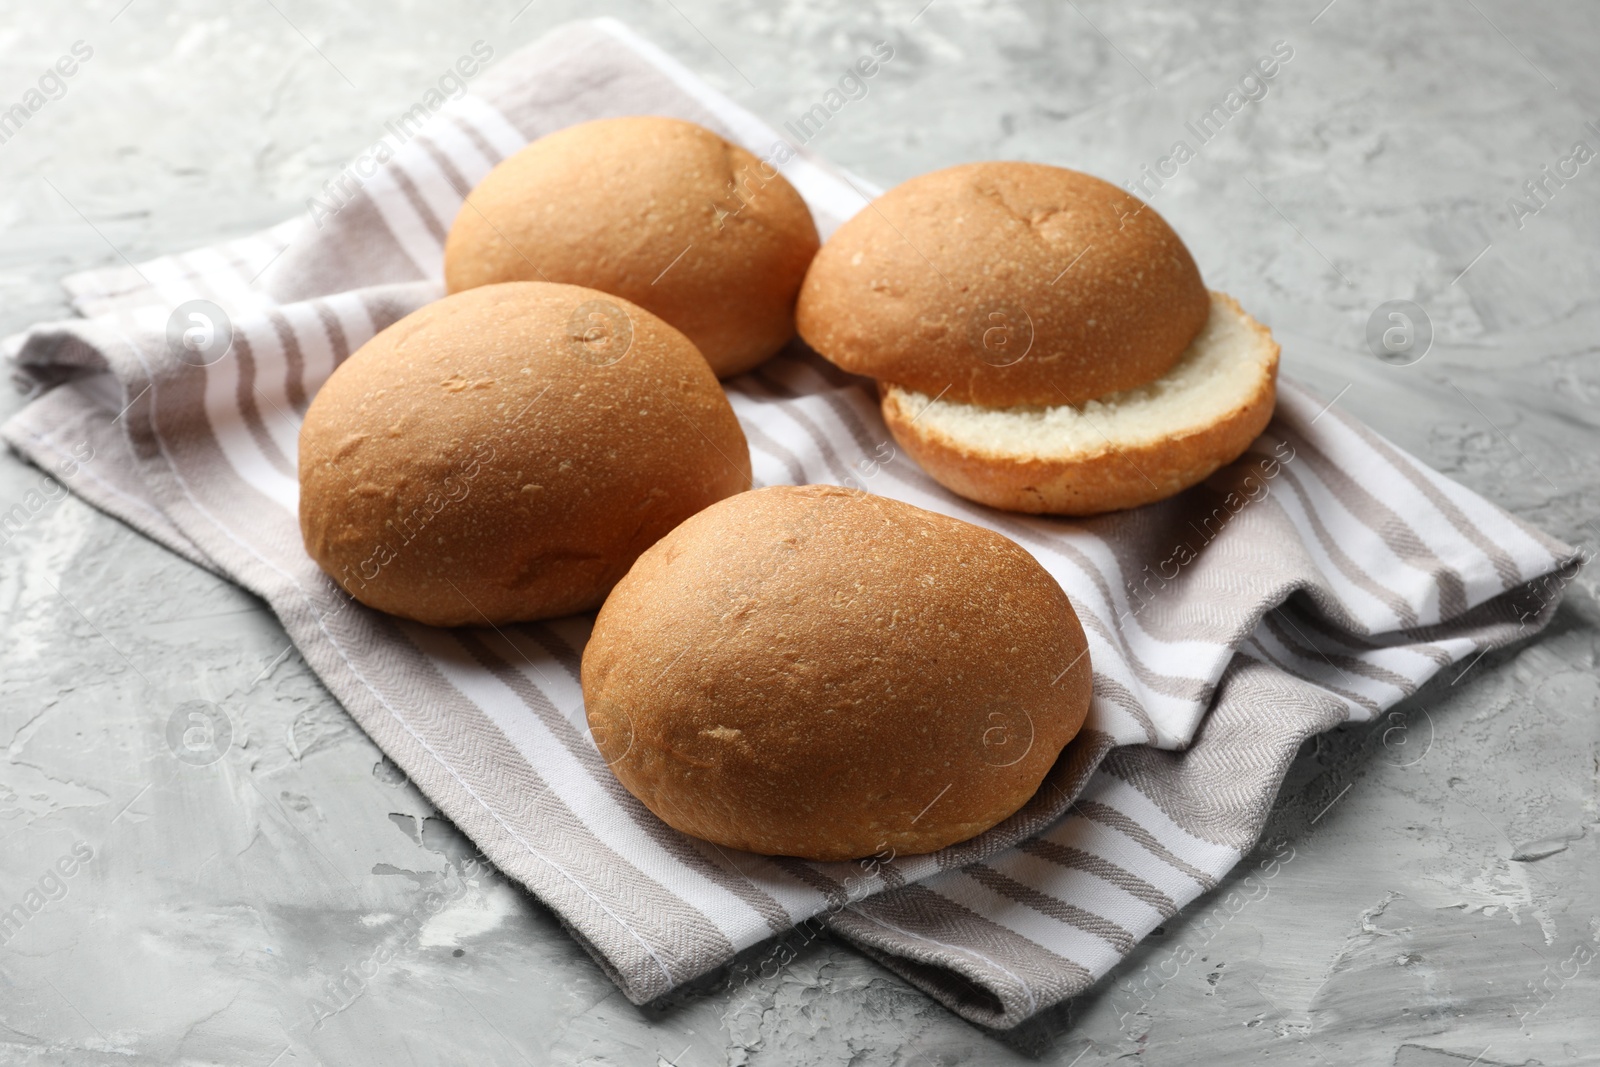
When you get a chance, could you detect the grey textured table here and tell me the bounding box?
[2,2,1597,1064]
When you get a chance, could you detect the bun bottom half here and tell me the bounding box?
[881,291,1279,516]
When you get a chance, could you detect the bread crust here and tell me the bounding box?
[881,293,1279,516]
[581,485,1093,861]
[298,281,751,626]
[795,162,1209,407]
[444,116,820,378]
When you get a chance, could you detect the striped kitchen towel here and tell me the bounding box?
[3,18,1582,1029]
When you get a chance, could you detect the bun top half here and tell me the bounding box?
[796,162,1209,407]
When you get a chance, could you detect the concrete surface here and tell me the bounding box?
[2,1,1597,1064]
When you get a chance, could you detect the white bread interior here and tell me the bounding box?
[881,291,1279,515]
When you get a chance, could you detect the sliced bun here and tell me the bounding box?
[298,281,751,626]
[444,116,820,378]
[582,484,1094,861]
[795,161,1209,407]
[881,292,1278,516]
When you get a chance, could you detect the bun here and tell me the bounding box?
[444,116,820,378]
[795,161,1209,407]
[880,292,1278,515]
[298,281,751,626]
[581,484,1093,861]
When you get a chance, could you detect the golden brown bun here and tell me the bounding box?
[582,484,1093,861]
[444,116,820,379]
[881,292,1279,515]
[795,162,1209,407]
[298,282,751,626]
